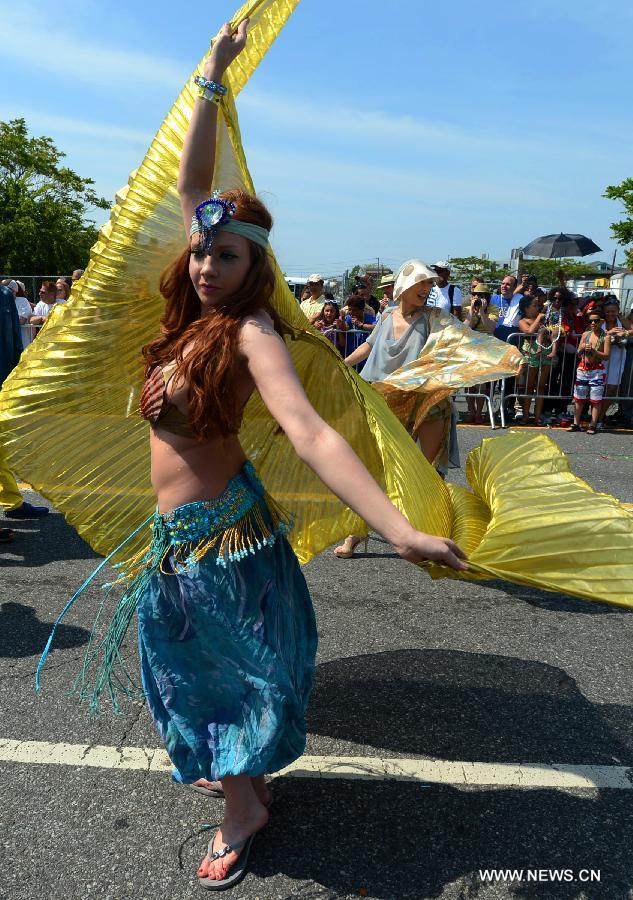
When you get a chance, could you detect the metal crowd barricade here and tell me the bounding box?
[498,331,633,428]
[454,383,502,429]
[319,326,371,370]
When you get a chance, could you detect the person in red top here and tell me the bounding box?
[567,311,611,434]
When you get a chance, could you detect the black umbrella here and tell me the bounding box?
[522,233,602,258]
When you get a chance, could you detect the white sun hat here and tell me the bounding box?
[393,259,437,303]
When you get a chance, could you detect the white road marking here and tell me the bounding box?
[0,739,631,789]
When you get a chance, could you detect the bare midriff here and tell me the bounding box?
[150,429,248,515]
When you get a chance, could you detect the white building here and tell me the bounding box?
[608,271,633,314]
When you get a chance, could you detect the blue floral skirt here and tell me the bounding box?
[52,462,317,783]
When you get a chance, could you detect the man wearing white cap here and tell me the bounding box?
[430,261,463,319]
[300,274,326,322]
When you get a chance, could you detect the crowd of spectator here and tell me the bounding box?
[0,270,83,349]
[483,271,633,430]
[296,266,633,430]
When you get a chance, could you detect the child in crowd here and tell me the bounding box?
[567,311,611,434]
[312,300,345,353]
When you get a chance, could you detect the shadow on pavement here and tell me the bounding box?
[486,579,632,616]
[0,601,90,659]
[0,512,100,568]
[336,539,630,614]
[249,778,631,899]
[308,649,633,766]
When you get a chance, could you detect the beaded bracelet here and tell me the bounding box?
[194,74,228,98]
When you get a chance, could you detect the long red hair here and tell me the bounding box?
[142,190,285,439]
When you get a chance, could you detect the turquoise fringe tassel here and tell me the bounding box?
[35,513,154,694]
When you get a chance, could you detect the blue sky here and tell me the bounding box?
[2,0,631,277]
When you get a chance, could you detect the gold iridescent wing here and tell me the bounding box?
[0,0,454,566]
[373,313,522,426]
[445,433,633,609]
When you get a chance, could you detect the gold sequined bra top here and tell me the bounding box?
[139,363,194,439]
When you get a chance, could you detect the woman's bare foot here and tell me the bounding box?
[197,802,269,882]
[333,534,365,559]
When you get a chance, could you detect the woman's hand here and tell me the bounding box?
[392,531,468,571]
[204,19,249,79]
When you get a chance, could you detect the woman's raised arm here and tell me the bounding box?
[240,313,468,571]
[177,20,249,231]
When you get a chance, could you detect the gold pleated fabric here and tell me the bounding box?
[447,432,633,608]
[0,0,632,609]
[374,312,522,435]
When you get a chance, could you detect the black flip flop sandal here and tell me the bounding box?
[198,831,256,891]
[0,527,15,544]
[171,769,224,798]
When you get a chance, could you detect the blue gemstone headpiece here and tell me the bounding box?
[189,192,271,251]
[193,192,236,252]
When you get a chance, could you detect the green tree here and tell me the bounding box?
[604,177,633,268]
[0,118,109,275]
[447,256,503,286]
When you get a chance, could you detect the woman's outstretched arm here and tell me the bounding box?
[177,20,249,230]
[344,341,372,366]
[240,313,468,571]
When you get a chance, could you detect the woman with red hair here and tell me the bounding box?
[69,24,466,889]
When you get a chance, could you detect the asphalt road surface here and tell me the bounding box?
[1,426,632,900]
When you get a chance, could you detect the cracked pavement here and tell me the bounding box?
[1,427,633,899]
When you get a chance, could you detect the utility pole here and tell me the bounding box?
[377,257,380,277]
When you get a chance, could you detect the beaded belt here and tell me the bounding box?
[148,462,291,569]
